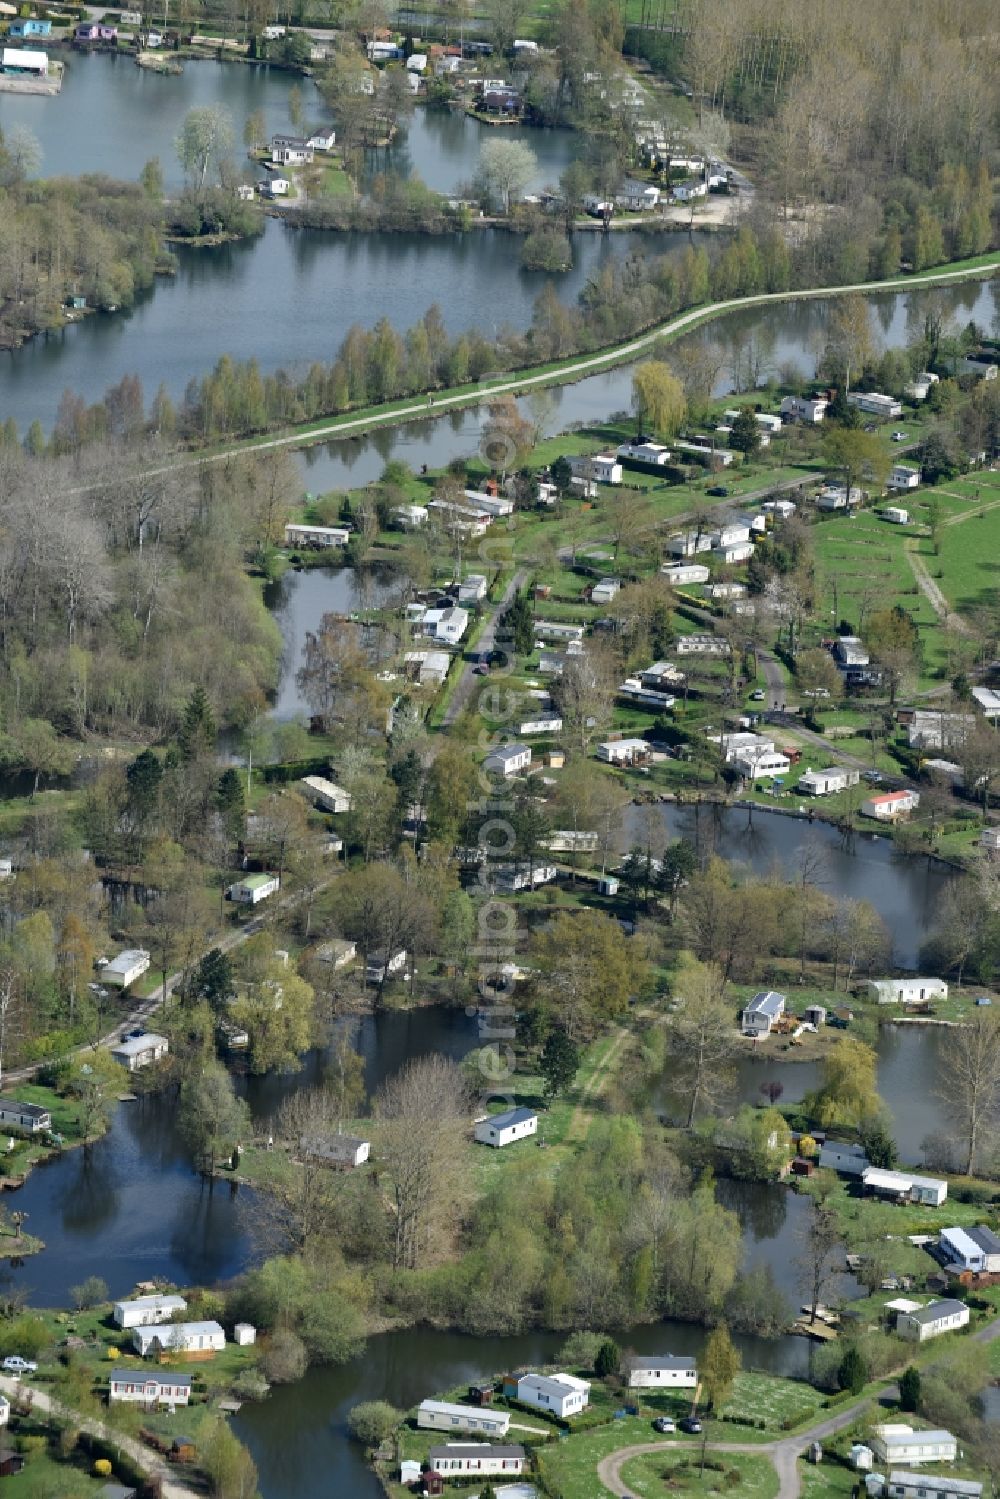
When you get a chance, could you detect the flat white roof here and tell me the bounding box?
[105,949,149,974]
[112,1032,167,1057]
[115,1293,186,1311]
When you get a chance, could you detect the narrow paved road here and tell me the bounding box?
[441,568,527,729]
[760,649,788,711]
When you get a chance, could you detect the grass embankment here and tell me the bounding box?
[183,249,1000,466]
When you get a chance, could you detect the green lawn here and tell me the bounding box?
[714,1371,828,1434]
[1,1448,107,1497]
[810,509,943,685]
[934,478,1000,614]
[798,1456,861,1499]
[621,1450,780,1499]
[536,1416,678,1499]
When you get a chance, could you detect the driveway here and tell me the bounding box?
[440,567,527,729]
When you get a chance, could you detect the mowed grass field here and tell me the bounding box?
[932,468,1000,614]
[810,510,944,683]
[620,1450,780,1499]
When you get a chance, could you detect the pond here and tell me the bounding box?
[627,801,954,971]
[0,53,314,186]
[233,1318,813,1499]
[0,221,636,436]
[659,1017,952,1166]
[0,997,918,1499]
[365,105,582,196]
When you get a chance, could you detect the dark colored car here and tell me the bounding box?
[707,485,729,497]
[678,1416,702,1434]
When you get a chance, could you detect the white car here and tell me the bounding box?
[2,1356,36,1375]
[891,431,908,441]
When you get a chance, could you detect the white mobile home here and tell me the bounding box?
[667,530,714,558]
[111,1032,169,1071]
[0,1099,51,1133]
[596,738,649,766]
[881,1474,981,1499]
[888,465,920,493]
[428,1444,526,1478]
[114,1294,188,1330]
[711,523,751,549]
[518,716,563,736]
[741,990,786,1036]
[871,1425,958,1466]
[493,864,558,892]
[940,1224,1000,1274]
[627,1355,697,1390]
[568,453,622,485]
[883,506,910,524]
[894,1299,969,1342]
[108,1370,193,1409]
[847,391,903,419]
[458,574,489,604]
[818,1141,869,1176]
[863,1167,948,1207]
[834,636,869,667]
[302,1134,370,1168]
[861,789,920,820]
[365,949,407,984]
[534,621,585,642]
[417,1400,511,1437]
[474,1107,538,1148]
[316,939,356,969]
[101,949,151,989]
[662,563,710,585]
[619,440,671,465]
[866,978,947,1005]
[483,743,532,777]
[514,1372,590,1418]
[717,541,755,565]
[227,873,280,905]
[133,1320,226,1358]
[301,776,352,814]
[423,605,470,646]
[797,766,860,796]
[780,395,828,423]
[591,578,622,605]
[733,748,791,778]
[284,524,349,548]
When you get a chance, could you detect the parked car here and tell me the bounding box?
[678,1416,702,1433]
[653,1417,676,1433]
[707,485,729,497]
[750,689,766,701]
[3,1356,37,1374]
[891,431,908,442]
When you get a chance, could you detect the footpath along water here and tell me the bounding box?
[288,275,1000,492]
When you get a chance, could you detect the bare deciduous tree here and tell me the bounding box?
[374,1055,470,1270]
[938,1009,1000,1176]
